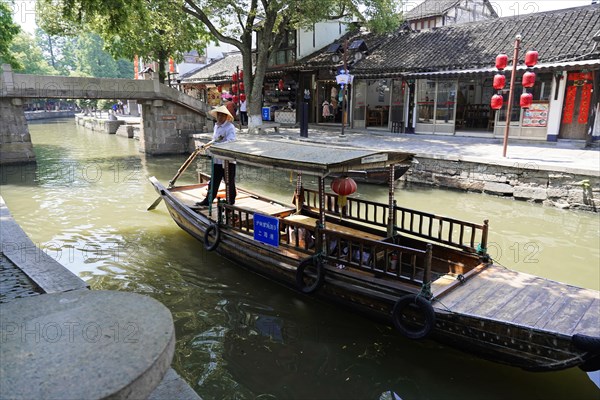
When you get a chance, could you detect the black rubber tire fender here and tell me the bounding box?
[295,257,325,294]
[392,294,436,340]
[204,223,221,251]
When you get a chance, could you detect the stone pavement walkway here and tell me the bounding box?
[273,125,600,176]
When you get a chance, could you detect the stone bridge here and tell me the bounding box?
[0,64,209,164]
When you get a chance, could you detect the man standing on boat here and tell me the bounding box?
[198,105,237,206]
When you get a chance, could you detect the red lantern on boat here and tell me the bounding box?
[232,72,238,82]
[217,85,222,92]
[490,94,503,110]
[231,84,238,94]
[278,79,284,91]
[240,93,246,102]
[239,82,244,92]
[232,95,239,104]
[239,70,244,80]
[331,177,357,208]
[520,92,533,109]
[495,53,508,70]
[522,71,536,88]
[493,74,506,90]
[525,50,538,67]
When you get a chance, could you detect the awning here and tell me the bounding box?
[209,138,414,177]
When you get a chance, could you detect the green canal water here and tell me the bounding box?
[1,119,599,399]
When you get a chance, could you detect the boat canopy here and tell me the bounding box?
[208,138,414,177]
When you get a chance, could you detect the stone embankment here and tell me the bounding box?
[75,114,141,138]
[405,158,599,212]
[25,110,75,120]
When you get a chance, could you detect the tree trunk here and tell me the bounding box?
[157,49,167,84]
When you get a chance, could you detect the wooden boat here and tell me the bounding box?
[149,138,600,372]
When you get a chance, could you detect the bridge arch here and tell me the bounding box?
[1,64,208,164]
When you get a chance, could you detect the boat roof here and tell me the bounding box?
[209,138,414,176]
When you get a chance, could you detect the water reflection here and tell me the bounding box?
[1,119,598,399]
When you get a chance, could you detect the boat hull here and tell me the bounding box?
[151,179,599,372]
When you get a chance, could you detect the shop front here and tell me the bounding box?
[352,79,405,130]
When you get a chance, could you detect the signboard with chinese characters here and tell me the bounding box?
[253,213,279,247]
[522,102,549,127]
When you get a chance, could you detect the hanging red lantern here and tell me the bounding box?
[493,74,506,90]
[525,50,539,67]
[495,54,508,70]
[490,94,503,110]
[239,70,244,80]
[232,95,239,104]
[278,79,284,91]
[239,82,244,92]
[522,71,536,88]
[331,177,357,208]
[240,93,246,102]
[520,92,533,109]
[232,72,238,82]
[217,85,222,92]
[231,84,238,94]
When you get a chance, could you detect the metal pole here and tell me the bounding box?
[502,34,521,158]
[341,39,348,136]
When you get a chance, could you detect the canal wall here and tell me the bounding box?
[405,157,599,212]
[25,110,75,120]
[0,196,201,399]
[74,114,142,138]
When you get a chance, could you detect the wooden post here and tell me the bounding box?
[387,164,395,237]
[295,172,302,213]
[318,177,326,253]
[422,243,433,299]
[481,219,489,254]
[224,161,230,204]
[502,35,521,158]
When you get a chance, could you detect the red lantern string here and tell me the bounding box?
[520,92,533,109]
[525,50,539,67]
[490,94,503,110]
[493,74,506,90]
[495,54,508,70]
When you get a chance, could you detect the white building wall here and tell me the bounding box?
[297,21,350,59]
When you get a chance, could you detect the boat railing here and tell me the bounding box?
[303,188,388,228]
[321,228,433,287]
[303,188,489,255]
[221,204,317,254]
[394,204,489,254]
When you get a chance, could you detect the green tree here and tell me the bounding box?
[182,0,402,128]
[10,31,56,75]
[37,0,210,83]
[39,0,401,128]
[0,1,22,68]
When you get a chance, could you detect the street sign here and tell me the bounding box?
[253,213,279,247]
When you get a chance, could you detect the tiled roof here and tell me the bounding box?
[180,52,243,83]
[277,29,390,72]
[404,0,461,20]
[354,5,600,74]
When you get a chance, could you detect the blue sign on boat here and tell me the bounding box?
[253,213,279,247]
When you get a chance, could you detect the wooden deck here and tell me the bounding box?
[435,264,600,337]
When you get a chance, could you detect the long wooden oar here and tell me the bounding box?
[147,140,215,211]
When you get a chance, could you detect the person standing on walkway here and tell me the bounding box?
[239,98,247,126]
[198,105,237,206]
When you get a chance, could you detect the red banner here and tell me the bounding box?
[562,85,577,124]
[169,58,175,73]
[134,55,138,80]
[578,83,592,124]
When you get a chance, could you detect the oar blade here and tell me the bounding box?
[147,196,163,211]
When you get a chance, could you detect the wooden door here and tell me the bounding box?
[559,72,594,140]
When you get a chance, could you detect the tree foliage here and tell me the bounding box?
[37,0,211,83]
[9,31,56,75]
[0,1,22,68]
[182,0,402,124]
[37,0,402,125]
